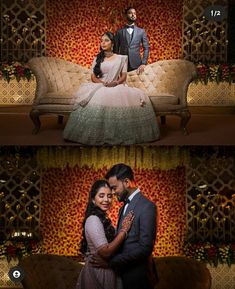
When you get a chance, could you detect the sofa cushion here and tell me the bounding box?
[149,94,179,106]
[32,104,74,111]
[37,92,76,105]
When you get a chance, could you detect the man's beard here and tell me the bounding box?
[127,17,136,24]
[118,188,129,202]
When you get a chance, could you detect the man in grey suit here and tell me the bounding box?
[91,163,157,289]
[114,7,149,73]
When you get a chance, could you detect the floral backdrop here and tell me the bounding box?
[1,146,235,265]
[40,165,186,257]
[46,0,183,66]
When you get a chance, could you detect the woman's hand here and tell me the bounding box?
[90,253,109,268]
[137,64,146,75]
[104,81,118,87]
[91,73,105,84]
[121,211,134,233]
[96,210,134,259]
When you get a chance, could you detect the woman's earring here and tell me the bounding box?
[92,200,96,205]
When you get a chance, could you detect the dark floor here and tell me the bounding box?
[0,106,235,145]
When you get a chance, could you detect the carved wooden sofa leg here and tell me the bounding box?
[30,109,41,134]
[57,115,64,125]
[180,110,191,135]
[160,116,166,125]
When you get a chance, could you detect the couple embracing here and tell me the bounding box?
[77,163,158,289]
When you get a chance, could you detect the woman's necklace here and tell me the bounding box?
[104,51,114,58]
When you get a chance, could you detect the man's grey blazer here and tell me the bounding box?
[114,25,149,71]
[110,192,157,289]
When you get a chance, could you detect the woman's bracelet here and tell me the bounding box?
[120,229,128,238]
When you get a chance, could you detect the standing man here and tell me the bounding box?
[114,7,149,73]
[91,163,157,289]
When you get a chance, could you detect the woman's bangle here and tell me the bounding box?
[120,229,128,238]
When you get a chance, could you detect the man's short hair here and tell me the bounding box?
[105,163,134,181]
[125,6,135,14]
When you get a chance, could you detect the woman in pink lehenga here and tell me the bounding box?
[63,32,160,145]
[77,180,133,289]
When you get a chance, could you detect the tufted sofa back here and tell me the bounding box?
[19,254,211,289]
[28,57,91,105]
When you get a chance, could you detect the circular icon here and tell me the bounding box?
[8,266,24,282]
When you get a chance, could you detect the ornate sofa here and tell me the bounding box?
[28,57,197,134]
[19,254,211,289]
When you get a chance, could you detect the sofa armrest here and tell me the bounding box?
[127,60,197,107]
[153,256,211,289]
[28,58,48,105]
[19,254,84,289]
[28,57,91,106]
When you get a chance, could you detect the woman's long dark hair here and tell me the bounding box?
[93,31,115,78]
[80,179,115,255]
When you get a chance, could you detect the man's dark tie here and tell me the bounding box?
[118,199,130,231]
[125,25,134,29]
[124,198,130,205]
[122,198,130,215]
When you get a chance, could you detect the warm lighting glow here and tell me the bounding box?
[198,184,207,189]
[11,230,33,239]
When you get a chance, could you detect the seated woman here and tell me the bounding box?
[63,32,160,145]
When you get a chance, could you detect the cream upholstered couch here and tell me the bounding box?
[19,254,211,289]
[127,60,197,134]
[28,57,197,134]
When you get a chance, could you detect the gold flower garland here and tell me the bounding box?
[37,146,190,170]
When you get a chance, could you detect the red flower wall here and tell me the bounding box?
[46,0,183,67]
[41,166,186,256]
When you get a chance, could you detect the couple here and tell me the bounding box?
[77,163,158,289]
[63,7,160,145]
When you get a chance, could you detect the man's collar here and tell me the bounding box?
[128,188,140,202]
